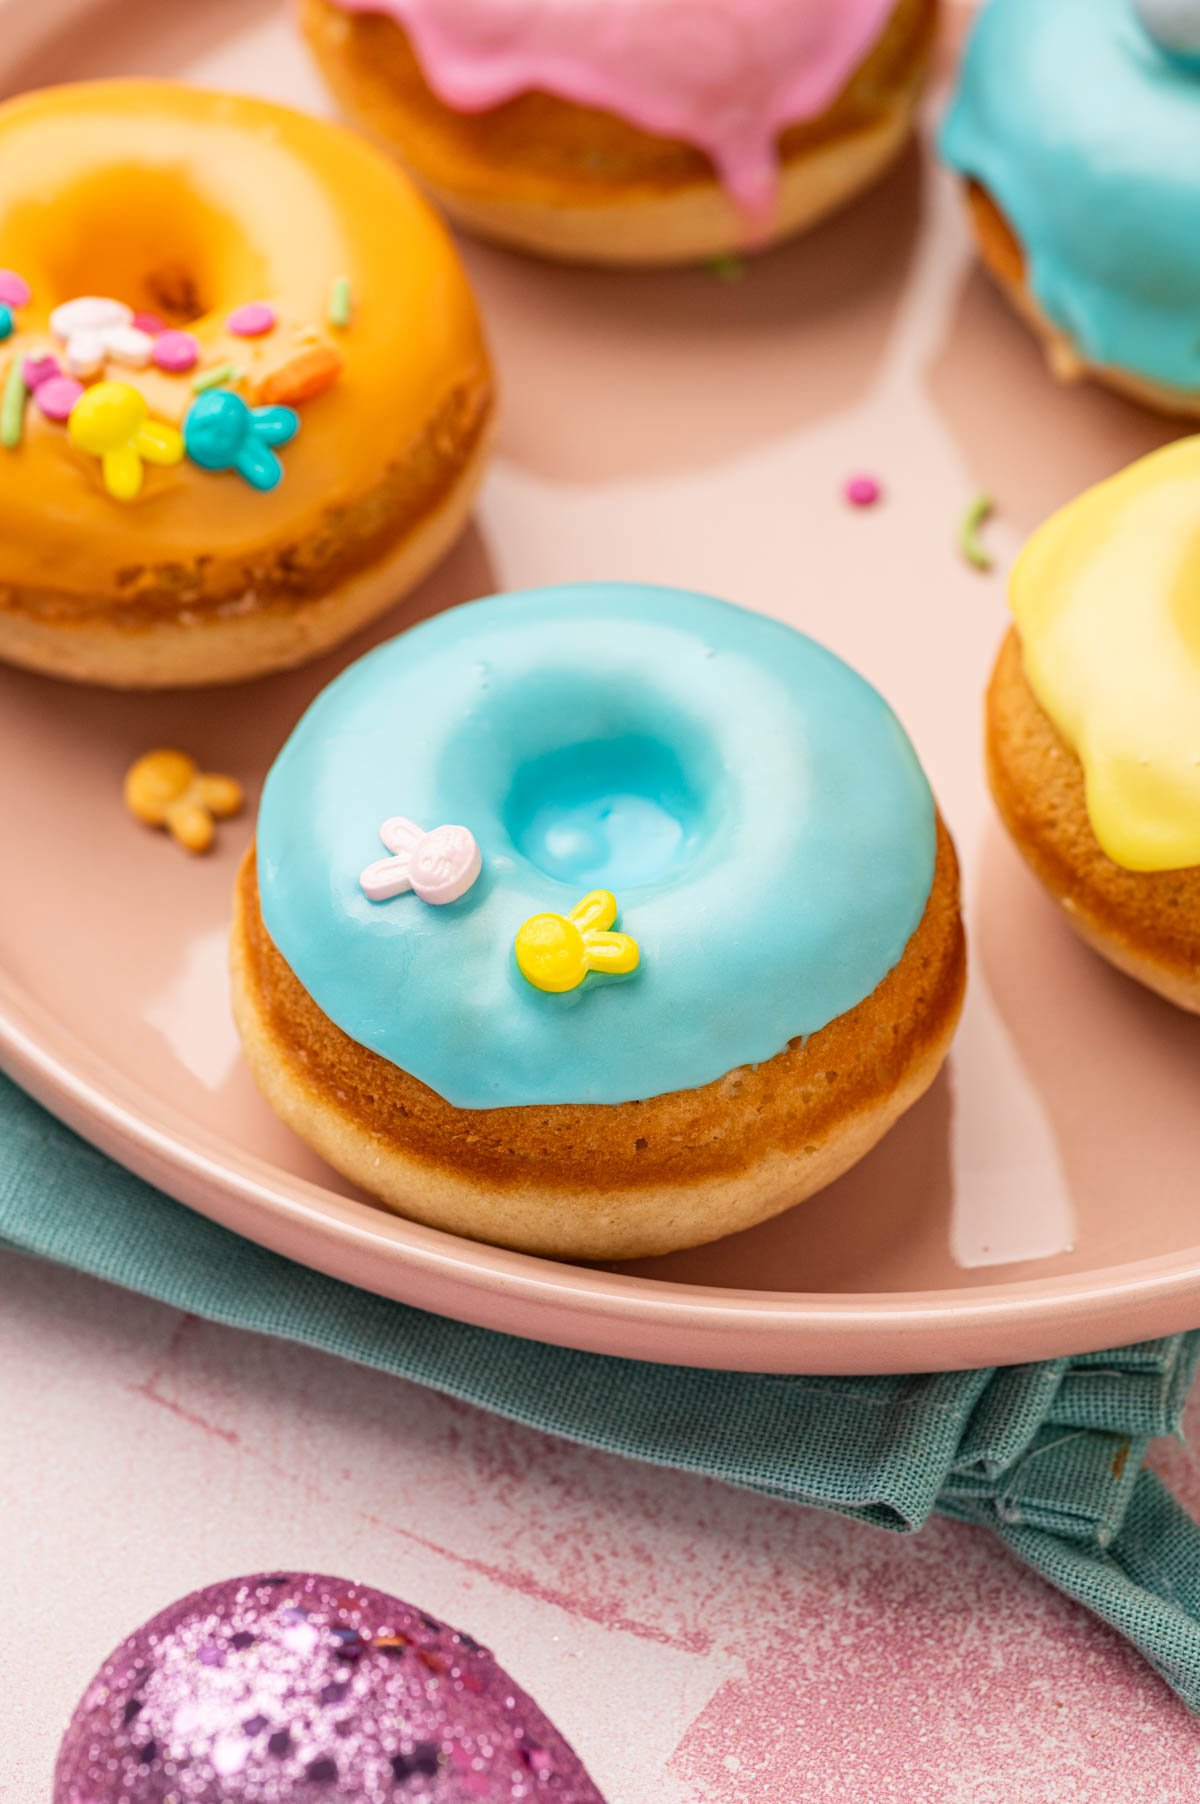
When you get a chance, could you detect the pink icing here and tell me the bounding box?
[329,0,898,215]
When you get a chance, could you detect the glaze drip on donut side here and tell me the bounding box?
[326,0,899,215]
[257,584,937,1109]
[1010,436,1200,872]
[940,0,1200,396]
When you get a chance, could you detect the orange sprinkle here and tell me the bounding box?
[251,342,344,408]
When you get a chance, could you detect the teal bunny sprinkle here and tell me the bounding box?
[183,388,299,492]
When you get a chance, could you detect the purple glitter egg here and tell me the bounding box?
[54,1572,608,1804]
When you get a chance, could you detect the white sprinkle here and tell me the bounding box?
[63,330,106,377]
[49,295,131,341]
[104,324,155,369]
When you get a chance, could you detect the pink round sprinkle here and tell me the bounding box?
[22,353,60,391]
[844,474,882,507]
[152,328,200,374]
[132,310,167,336]
[0,269,31,310]
[35,375,85,422]
[226,301,276,338]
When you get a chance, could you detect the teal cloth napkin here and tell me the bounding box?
[5,1069,1200,1708]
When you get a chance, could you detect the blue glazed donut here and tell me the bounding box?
[236,584,963,1258]
[941,0,1200,411]
[256,583,936,1107]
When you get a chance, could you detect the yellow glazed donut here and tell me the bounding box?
[0,80,494,689]
[987,438,1200,1011]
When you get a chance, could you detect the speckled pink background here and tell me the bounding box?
[6,1249,1200,1800]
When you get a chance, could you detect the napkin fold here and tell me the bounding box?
[5,1070,1200,1707]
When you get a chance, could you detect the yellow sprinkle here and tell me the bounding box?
[124,748,244,855]
[68,383,183,501]
[515,889,639,993]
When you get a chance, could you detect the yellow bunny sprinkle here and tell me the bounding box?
[124,748,243,854]
[515,889,640,994]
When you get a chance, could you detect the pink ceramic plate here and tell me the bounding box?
[3,0,1198,1373]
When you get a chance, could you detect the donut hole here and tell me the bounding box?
[504,735,708,889]
[22,166,266,326]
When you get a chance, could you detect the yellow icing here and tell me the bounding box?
[1011,436,1200,872]
[0,79,489,594]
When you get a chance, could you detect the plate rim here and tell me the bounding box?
[5,0,1200,1376]
[6,969,1200,1374]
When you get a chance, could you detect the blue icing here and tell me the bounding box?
[940,0,1200,395]
[257,584,936,1109]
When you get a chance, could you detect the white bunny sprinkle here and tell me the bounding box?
[360,816,482,906]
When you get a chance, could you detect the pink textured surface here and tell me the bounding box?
[2,0,1200,1785]
[55,1571,604,1801]
[6,1246,1200,1801]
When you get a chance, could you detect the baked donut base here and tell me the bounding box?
[964,182,1200,422]
[408,102,919,268]
[0,422,493,690]
[230,827,965,1262]
[987,627,1200,1014]
[303,0,935,267]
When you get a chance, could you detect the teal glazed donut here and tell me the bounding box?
[255,583,938,1110]
[941,0,1200,408]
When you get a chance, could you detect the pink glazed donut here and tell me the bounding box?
[54,1572,607,1803]
[301,0,938,264]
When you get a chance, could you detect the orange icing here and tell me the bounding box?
[0,80,490,594]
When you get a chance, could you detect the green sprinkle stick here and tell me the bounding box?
[1,353,27,449]
[959,491,995,571]
[706,254,745,285]
[192,361,237,394]
[328,276,353,330]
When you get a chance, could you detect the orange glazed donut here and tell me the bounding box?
[0,80,494,689]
